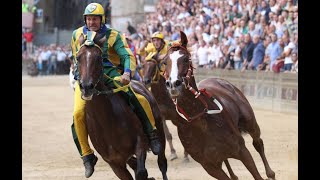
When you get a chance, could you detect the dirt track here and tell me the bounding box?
[22,75,297,180]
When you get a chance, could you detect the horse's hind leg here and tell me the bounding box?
[127,156,137,172]
[224,160,238,180]
[108,162,134,180]
[202,162,231,180]
[127,156,155,180]
[163,119,178,161]
[249,121,275,179]
[238,144,264,180]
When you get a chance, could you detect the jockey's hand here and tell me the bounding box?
[120,72,131,85]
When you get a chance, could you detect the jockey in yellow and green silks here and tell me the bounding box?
[139,31,181,82]
[70,2,161,178]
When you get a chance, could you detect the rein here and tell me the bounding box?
[167,45,223,122]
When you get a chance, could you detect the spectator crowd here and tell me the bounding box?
[23,0,298,77]
[125,0,298,73]
[23,42,73,76]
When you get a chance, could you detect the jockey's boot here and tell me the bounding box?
[82,153,98,178]
[147,129,161,155]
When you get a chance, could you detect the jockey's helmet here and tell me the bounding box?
[151,32,164,40]
[83,3,105,24]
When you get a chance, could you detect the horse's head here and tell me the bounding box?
[76,31,107,100]
[142,54,166,88]
[163,31,191,98]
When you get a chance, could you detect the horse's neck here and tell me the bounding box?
[151,77,169,102]
[176,77,205,120]
[151,76,177,117]
[151,76,166,94]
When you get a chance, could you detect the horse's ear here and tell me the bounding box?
[180,31,188,48]
[79,34,85,45]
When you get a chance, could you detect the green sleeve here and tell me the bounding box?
[112,33,132,73]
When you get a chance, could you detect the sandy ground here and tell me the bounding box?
[22,75,297,180]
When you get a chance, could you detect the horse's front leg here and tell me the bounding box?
[162,119,178,161]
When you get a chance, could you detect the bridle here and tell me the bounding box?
[166,45,223,122]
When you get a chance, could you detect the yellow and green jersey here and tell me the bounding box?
[140,40,170,61]
[71,25,136,77]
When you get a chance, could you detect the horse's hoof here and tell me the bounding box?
[170,153,178,161]
[182,157,190,163]
[267,171,275,180]
[231,175,238,180]
[147,177,155,180]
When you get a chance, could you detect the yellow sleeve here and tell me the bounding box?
[140,43,155,57]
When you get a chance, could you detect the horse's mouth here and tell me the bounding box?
[168,89,180,98]
[81,94,93,100]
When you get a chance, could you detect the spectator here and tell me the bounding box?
[23,28,34,55]
[47,45,57,75]
[200,10,211,25]
[290,52,298,73]
[265,33,282,71]
[56,47,67,74]
[197,40,209,68]
[249,38,269,70]
[258,0,271,23]
[282,39,296,71]
[241,34,256,71]
[234,39,244,70]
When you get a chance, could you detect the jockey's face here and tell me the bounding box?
[152,38,163,50]
[85,15,101,32]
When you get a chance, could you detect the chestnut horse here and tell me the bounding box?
[143,58,190,162]
[161,31,275,180]
[76,33,168,180]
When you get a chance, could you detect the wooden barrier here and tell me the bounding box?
[194,69,298,114]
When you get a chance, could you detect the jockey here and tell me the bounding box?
[70,3,161,178]
[140,31,180,73]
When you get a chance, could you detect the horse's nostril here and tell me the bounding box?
[175,80,182,87]
[165,81,171,88]
[89,83,94,89]
[144,79,151,85]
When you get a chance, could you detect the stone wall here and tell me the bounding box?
[194,69,298,114]
[111,0,145,33]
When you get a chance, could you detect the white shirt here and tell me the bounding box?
[197,46,209,65]
[209,44,223,63]
[284,42,296,64]
[57,51,67,62]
